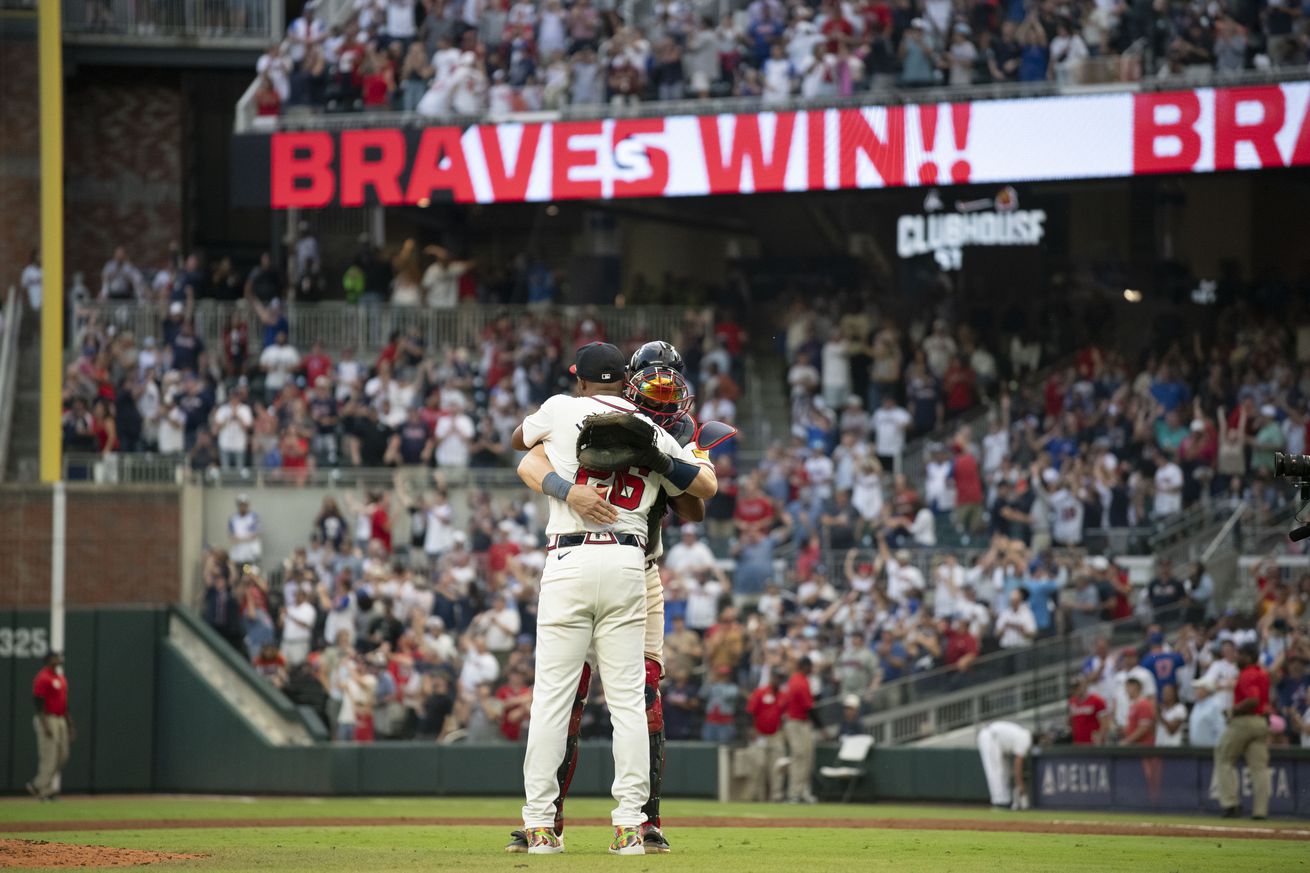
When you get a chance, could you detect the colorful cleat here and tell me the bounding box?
[608,826,644,856]
[640,823,671,854]
[526,827,564,854]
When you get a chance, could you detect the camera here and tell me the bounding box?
[1273,453,1310,543]
[1273,452,1310,480]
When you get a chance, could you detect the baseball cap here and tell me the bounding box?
[1260,403,1277,418]
[681,523,698,536]
[842,694,861,709]
[236,492,251,504]
[570,342,625,383]
[1147,631,1164,646]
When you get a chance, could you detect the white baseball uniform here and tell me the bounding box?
[977,720,1032,806]
[519,393,701,830]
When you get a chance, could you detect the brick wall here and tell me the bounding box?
[64,69,184,286]
[0,486,182,606]
[0,36,38,290]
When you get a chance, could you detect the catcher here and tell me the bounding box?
[509,341,736,854]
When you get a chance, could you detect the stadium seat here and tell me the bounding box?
[818,734,874,803]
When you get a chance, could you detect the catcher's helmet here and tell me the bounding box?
[628,340,685,375]
[626,365,694,428]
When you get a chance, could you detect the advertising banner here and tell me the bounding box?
[1037,749,1310,815]
[231,82,1310,209]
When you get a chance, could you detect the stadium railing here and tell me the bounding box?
[235,67,1310,134]
[814,614,1142,731]
[858,659,1070,746]
[0,288,23,482]
[71,300,696,360]
[62,0,282,48]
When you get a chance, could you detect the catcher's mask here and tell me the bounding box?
[625,365,693,428]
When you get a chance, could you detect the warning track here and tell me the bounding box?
[3,816,1307,842]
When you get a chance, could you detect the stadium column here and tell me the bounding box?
[39,0,66,652]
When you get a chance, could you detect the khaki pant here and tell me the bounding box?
[759,728,785,796]
[1214,714,1270,817]
[783,718,815,801]
[32,715,70,799]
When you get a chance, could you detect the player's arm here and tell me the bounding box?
[669,492,706,522]
[517,444,618,526]
[655,431,718,499]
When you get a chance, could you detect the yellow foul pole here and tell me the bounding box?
[38,0,63,484]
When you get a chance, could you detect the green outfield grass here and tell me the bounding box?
[0,797,1303,872]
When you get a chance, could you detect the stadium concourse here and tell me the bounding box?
[54,242,1310,757]
[249,0,1305,120]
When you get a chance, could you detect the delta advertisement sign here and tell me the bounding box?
[230,82,1310,209]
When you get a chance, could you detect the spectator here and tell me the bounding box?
[1188,675,1226,747]
[701,665,739,743]
[228,493,262,567]
[100,247,144,301]
[1155,684,1187,746]
[1120,677,1156,746]
[871,394,912,472]
[1068,673,1108,745]
[1147,559,1186,625]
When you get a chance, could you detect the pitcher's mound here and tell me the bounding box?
[0,839,202,868]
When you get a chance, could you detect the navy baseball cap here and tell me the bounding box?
[570,342,625,383]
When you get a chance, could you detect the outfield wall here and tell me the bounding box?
[6,606,1308,815]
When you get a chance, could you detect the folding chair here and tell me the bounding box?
[819,734,874,803]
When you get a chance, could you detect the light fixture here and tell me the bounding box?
[546,204,559,216]
[1123,289,1142,303]
[417,197,431,208]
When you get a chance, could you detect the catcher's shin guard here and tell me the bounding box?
[552,662,591,835]
[641,657,666,829]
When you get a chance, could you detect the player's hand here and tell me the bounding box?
[567,484,618,526]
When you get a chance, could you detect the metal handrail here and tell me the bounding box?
[857,659,1072,746]
[239,66,1310,134]
[817,613,1140,720]
[63,0,283,46]
[0,287,23,482]
[71,301,696,360]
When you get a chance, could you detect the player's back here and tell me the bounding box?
[521,393,680,539]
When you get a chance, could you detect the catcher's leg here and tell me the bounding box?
[640,656,666,830]
[553,661,591,835]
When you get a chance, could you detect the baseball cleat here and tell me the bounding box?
[505,829,529,853]
[640,823,671,854]
[526,827,564,854]
[608,826,644,855]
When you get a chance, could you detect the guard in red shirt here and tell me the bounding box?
[746,673,787,802]
[1215,645,1272,819]
[28,652,73,801]
[781,657,817,803]
[1067,675,1107,745]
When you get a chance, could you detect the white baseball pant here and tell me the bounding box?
[644,561,665,670]
[977,724,1012,806]
[522,542,650,829]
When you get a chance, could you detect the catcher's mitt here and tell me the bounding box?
[577,411,659,473]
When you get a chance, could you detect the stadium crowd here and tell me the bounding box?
[65,240,1310,748]
[778,290,1307,549]
[1066,611,1310,749]
[250,0,1307,119]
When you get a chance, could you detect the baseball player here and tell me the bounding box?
[507,341,735,854]
[508,342,718,855]
[976,720,1033,810]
